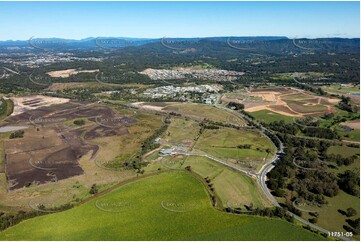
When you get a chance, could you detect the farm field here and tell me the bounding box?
[194,127,275,172]
[0,172,323,241]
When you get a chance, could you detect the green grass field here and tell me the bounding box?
[327,145,360,157]
[184,156,273,208]
[250,110,294,123]
[338,129,360,142]
[164,118,200,145]
[301,190,360,241]
[326,145,360,174]
[0,172,323,241]
[194,127,275,171]
[322,84,360,95]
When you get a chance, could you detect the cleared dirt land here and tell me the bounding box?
[3,101,136,190]
[0,96,163,212]
[10,95,70,116]
[46,69,99,78]
[341,119,360,129]
[243,87,339,117]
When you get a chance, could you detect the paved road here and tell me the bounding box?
[214,95,352,241]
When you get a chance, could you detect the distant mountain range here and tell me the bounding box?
[0,36,359,53]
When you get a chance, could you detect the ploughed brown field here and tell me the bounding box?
[3,101,136,190]
[244,87,339,117]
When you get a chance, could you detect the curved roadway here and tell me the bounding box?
[215,94,352,241]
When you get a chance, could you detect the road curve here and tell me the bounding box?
[215,96,352,241]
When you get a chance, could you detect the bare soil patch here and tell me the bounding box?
[3,101,136,191]
[246,87,339,117]
[46,69,99,78]
[341,120,360,130]
[10,95,70,116]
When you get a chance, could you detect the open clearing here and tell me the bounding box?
[133,102,246,126]
[3,101,136,190]
[244,87,339,117]
[143,117,274,209]
[9,95,70,116]
[0,172,322,241]
[194,127,275,172]
[321,84,360,95]
[0,99,163,211]
[46,82,145,91]
[341,119,360,130]
[184,156,273,208]
[249,110,294,123]
[46,69,99,78]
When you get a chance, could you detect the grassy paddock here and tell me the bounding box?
[184,156,273,208]
[163,103,246,125]
[194,127,275,171]
[250,110,294,123]
[0,172,323,241]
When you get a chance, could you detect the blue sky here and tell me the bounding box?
[0,1,359,40]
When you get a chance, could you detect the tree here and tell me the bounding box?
[309,217,318,224]
[73,119,85,126]
[346,207,357,217]
[90,184,98,194]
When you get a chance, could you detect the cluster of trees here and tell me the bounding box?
[344,218,360,235]
[89,184,98,194]
[338,96,354,113]
[0,98,8,116]
[266,120,339,140]
[224,206,295,223]
[0,203,73,231]
[227,102,244,110]
[9,130,24,139]
[326,153,357,166]
[73,119,85,126]
[267,135,339,204]
[302,126,339,139]
[267,121,299,135]
[140,116,170,157]
[294,170,339,198]
[295,82,327,96]
[338,170,360,196]
[237,144,252,149]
